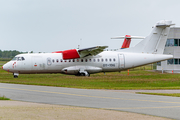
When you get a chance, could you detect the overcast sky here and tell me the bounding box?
[0,0,180,52]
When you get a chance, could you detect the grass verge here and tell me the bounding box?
[136,92,180,97]
[0,96,10,100]
[0,64,180,90]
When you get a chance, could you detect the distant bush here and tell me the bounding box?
[0,58,11,61]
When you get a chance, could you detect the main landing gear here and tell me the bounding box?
[76,71,90,77]
[76,68,90,77]
[13,73,19,78]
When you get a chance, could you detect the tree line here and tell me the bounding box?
[0,50,26,59]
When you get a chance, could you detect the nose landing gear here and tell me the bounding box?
[13,73,19,78]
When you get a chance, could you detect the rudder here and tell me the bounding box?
[121,20,173,54]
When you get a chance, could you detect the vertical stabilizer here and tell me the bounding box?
[121,20,173,54]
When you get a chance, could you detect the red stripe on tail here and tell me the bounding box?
[121,35,131,48]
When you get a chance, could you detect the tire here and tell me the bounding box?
[14,75,18,78]
[80,73,85,76]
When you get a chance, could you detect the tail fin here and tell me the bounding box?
[121,20,173,54]
[111,35,145,49]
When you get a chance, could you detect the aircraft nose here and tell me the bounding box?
[2,64,9,71]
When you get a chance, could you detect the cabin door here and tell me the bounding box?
[118,54,125,69]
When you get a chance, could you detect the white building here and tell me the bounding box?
[157,27,180,73]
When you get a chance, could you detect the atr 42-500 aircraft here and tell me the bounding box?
[2,20,174,78]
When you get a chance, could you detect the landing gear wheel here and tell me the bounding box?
[14,75,18,78]
[80,73,85,76]
[77,71,90,77]
[13,73,19,78]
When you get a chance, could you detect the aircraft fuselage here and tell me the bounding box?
[2,51,173,77]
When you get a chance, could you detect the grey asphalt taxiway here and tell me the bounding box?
[0,83,180,119]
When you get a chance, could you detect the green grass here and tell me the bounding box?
[0,96,10,100]
[0,63,180,90]
[0,61,7,65]
[0,58,11,61]
[136,92,180,97]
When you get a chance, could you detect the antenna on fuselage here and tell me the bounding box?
[78,38,82,49]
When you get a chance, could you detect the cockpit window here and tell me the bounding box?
[11,57,25,61]
[18,57,22,61]
[12,57,17,61]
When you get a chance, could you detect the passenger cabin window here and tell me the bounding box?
[81,59,83,62]
[69,60,71,62]
[52,59,55,63]
[101,59,103,62]
[105,59,108,62]
[97,59,100,62]
[57,59,59,62]
[85,59,88,62]
[73,59,75,62]
[113,58,116,62]
[77,59,79,62]
[89,59,91,62]
[93,59,96,62]
[109,58,111,62]
[61,59,63,62]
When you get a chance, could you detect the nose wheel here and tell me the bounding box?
[13,73,19,78]
[14,75,18,78]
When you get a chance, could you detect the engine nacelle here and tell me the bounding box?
[62,66,102,75]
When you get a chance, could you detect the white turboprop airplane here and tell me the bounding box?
[2,20,174,78]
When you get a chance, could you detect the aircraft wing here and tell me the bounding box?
[78,46,108,57]
[56,46,108,60]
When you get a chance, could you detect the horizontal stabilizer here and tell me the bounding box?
[111,36,145,39]
[156,20,175,27]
